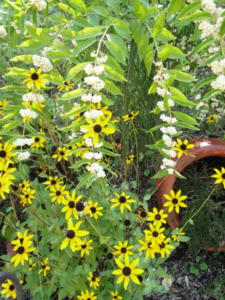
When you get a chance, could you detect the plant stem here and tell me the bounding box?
[183,184,218,230]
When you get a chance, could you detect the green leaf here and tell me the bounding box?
[220,18,225,36]
[70,159,90,169]
[152,12,165,38]
[104,80,122,95]
[75,26,104,40]
[167,69,195,82]
[10,55,33,64]
[192,39,214,54]
[76,174,96,190]
[105,34,127,64]
[66,62,89,81]
[177,1,201,19]
[178,11,211,22]
[202,89,222,101]
[60,89,86,100]
[112,19,130,39]
[168,0,185,16]
[191,76,216,92]
[133,0,147,21]
[170,87,195,108]
[152,169,168,179]
[103,64,127,82]
[158,44,186,61]
[65,0,86,12]
[200,52,222,67]
[73,39,96,56]
[47,69,64,85]
[174,111,198,125]
[200,263,208,271]
[156,27,176,42]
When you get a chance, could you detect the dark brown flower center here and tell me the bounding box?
[140,211,147,218]
[51,180,56,185]
[0,150,6,158]
[119,196,126,203]
[42,265,46,269]
[68,201,75,208]
[155,214,161,220]
[81,244,87,249]
[180,144,187,151]
[122,266,131,276]
[60,151,65,156]
[9,284,15,291]
[90,207,96,213]
[93,124,102,133]
[160,242,165,248]
[222,173,225,179]
[31,72,39,80]
[124,219,131,226]
[121,247,127,253]
[153,231,158,237]
[76,201,84,211]
[35,137,40,142]
[17,246,25,254]
[66,230,75,239]
[128,113,133,118]
[56,191,61,196]
[91,276,96,281]
[172,198,178,204]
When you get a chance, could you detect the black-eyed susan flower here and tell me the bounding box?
[50,185,68,204]
[31,136,46,148]
[138,239,158,259]
[81,117,115,146]
[77,290,97,300]
[11,230,34,248]
[43,176,63,190]
[87,272,100,289]
[28,258,36,271]
[0,172,13,199]
[19,180,31,191]
[171,228,185,242]
[10,233,36,266]
[112,256,144,290]
[163,189,187,213]
[23,68,48,90]
[126,154,135,165]
[0,142,16,168]
[144,223,165,245]
[1,279,17,299]
[38,258,50,277]
[122,111,139,122]
[61,190,84,219]
[112,138,121,151]
[111,192,135,213]
[57,81,74,92]
[75,239,93,257]
[52,147,71,162]
[173,138,195,158]
[19,188,35,206]
[147,207,168,226]
[157,237,174,258]
[85,201,103,220]
[113,241,134,260]
[211,167,225,188]
[111,291,123,300]
[135,206,148,222]
[60,219,89,252]
[207,114,218,124]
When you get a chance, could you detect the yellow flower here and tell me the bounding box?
[135,206,148,222]
[112,256,144,290]
[111,192,135,213]
[111,291,123,300]
[10,233,36,266]
[138,239,159,259]
[23,68,48,90]
[75,239,93,257]
[1,280,17,299]
[50,185,68,204]
[38,258,50,277]
[207,114,218,124]
[85,201,103,220]
[0,142,16,168]
[28,258,36,271]
[126,154,135,165]
[57,81,74,91]
[157,237,174,258]
[113,241,134,260]
[62,190,84,219]
[52,147,71,162]
[87,272,100,289]
[19,188,35,206]
[147,207,168,226]
[0,99,9,115]
[211,167,225,188]
[173,138,195,158]
[171,228,185,242]
[11,230,34,248]
[31,136,46,148]
[163,189,187,214]
[0,172,14,199]
[81,117,116,145]
[43,176,63,191]
[122,111,139,121]
[19,180,31,191]
[144,223,165,245]
[77,290,96,300]
[60,219,89,252]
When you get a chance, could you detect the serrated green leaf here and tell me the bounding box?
[158,44,186,61]
[73,39,96,56]
[191,76,216,93]
[156,27,176,42]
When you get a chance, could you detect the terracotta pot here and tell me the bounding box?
[156,138,225,251]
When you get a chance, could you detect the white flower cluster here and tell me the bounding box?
[81,94,102,103]
[84,138,102,148]
[160,114,177,124]
[153,61,169,85]
[0,25,7,38]
[14,138,33,147]
[86,162,106,178]
[32,55,53,72]
[210,59,225,75]
[90,51,108,64]
[19,108,38,119]
[160,126,177,135]
[17,151,31,161]
[23,92,44,104]
[84,152,103,160]
[84,64,104,76]
[201,0,224,16]
[211,75,225,91]
[84,109,103,119]
[157,99,174,111]
[198,18,223,40]
[41,47,51,56]
[29,0,47,11]
[84,76,105,91]
[208,45,219,54]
